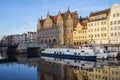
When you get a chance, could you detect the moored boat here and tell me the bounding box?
[96,46,118,58]
[108,51,118,58]
[41,48,96,60]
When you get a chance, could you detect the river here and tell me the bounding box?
[0,51,119,80]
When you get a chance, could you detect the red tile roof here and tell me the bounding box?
[39,10,77,27]
[39,19,45,27]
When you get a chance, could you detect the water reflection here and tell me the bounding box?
[39,57,120,80]
[0,52,119,80]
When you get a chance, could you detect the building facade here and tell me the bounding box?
[1,32,36,45]
[27,32,36,43]
[73,17,88,45]
[37,9,78,46]
[109,4,120,44]
[87,9,110,44]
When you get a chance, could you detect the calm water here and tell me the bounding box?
[0,51,120,80]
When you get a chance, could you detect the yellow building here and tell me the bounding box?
[37,8,78,47]
[87,9,110,44]
[73,17,88,45]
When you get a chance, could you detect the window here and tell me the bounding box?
[117,13,119,17]
[74,53,77,55]
[115,32,117,36]
[89,29,90,32]
[118,32,120,36]
[118,20,120,24]
[81,51,84,52]
[101,34,103,37]
[98,34,100,37]
[97,28,99,31]
[88,23,90,27]
[95,28,96,31]
[91,29,93,32]
[113,14,115,17]
[110,21,113,25]
[111,33,113,36]
[114,27,117,30]
[97,22,99,25]
[95,34,96,37]
[104,27,106,31]
[104,33,106,37]
[60,52,61,54]
[110,27,113,30]
[94,22,96,26]
[114,21,117,24]
[101,21,103,25]
[101,28,103,31]
[89,35,91,38]
[119,26,120,30]
[91,23,93,26]
[104,21,106,24]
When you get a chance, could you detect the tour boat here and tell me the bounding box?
[41,47,96,60]
[41,45,109,60]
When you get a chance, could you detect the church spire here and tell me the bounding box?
[59,10,61,13]
[58,10,61,15]
[41,16,43,20]
[47,11,49,16]
[67,6,70,12]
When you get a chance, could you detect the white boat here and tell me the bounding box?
[41,45,109,60]
[41,47,96,60]
[94,46,108,59]
[96,46,118,58]
[107,51,118,58]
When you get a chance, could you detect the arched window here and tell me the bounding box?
[53,39,57,45]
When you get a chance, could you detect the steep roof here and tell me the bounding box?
[89,8,110,17]
[38,10,78,27]
[39,19,45,27]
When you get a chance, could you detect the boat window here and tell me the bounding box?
[74,53,77,55]
[81,51,84,52]
[60,52,61,54]
[67,50,70,52]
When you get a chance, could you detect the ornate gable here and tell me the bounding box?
[75,22,83,31]
[44,15,53,29]
[37,19,45,31]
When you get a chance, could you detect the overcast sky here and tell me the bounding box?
[0,0,120,39]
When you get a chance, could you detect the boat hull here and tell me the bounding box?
[108,52,118,58]
[41,53,96,60]
[96,53,108,59]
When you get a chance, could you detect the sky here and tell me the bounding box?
[0,0,120,40]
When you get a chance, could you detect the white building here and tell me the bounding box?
[109,4,120,44]
[27,32,36,43]
[87,9,110,44]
